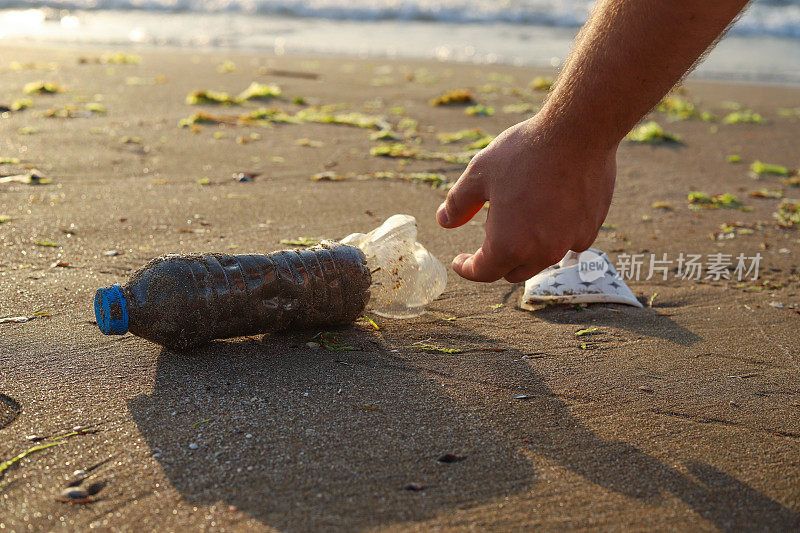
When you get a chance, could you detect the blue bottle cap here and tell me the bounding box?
[94,284,129,335]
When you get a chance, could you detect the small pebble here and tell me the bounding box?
[245,433,253,439]
[437,453,465,463]
[72,469,86,477]
[188,443,198,450]
[306,342,321,350]
[769,301,785,308]
[59,487,88,501]
[73,426,85,433]
[233,172,259,182]
[512,394,532,400]
[404,483,424,491]
[103,250,121,257]
[638,386,654,393]
[25,435,45,442]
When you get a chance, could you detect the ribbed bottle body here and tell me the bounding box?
[122,242,370,349]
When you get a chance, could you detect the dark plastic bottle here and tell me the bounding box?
[94,242,371,350]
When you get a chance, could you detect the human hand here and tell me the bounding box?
[436,115,617,283]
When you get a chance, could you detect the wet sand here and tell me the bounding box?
[1,44,799,531]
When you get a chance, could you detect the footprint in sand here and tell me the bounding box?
[0,393,21,430]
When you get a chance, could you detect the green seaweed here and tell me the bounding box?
[312,170,448,188]
[502,102,536,114]
[626,121,680,143]
[651,202,674,210]
[279,237,322,247]
[656,96,698,120]
[370,143,473,164]
[723,110,765,125]
[429,89,475,106]
[712,222,757,240]
[186,90,238,106]
[370,129,400,141]
[575,327,599,337]
[413,344,461,354]
[727,154,741,163]
[774,200,799,229]
[11,98,32,111]
[0,442,60,479]
[466,135,494,150]
[0,157,20,164]
[361,315,380,331]
[100,52,141,65]
[438,128,485,144]
[295,108,389,129]
[43,104,106,118]
[295,138,323,147]
[85,102,106,114]
[397,117,418,134]
[488,72,515,84]
[179,107,388,130]
[217,60,236,73]
[749,188,783,199]
[529,76,553,91]
[750,160,792,176]
[319,332,357,352]
[465,105,495,116]
[436,130,494,150]
[23,81,64,95]
[237,82,282,102]
[687,191,743,209]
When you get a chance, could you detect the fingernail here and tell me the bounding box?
[436,203,450,226]
[452,253,469,270]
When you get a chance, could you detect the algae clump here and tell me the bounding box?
[429,89,475,106]
[750,160,792,177]
[626,121,680,143]
[723,110,765,125]
[774,200,799,228]
[237,82,282,102]
[688,191,743,209]
[23,82,64,95]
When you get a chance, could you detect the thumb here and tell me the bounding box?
[437,171,487,228]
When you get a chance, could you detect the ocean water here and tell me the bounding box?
[1,0,799,82]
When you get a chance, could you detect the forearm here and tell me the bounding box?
[539,0,750,149]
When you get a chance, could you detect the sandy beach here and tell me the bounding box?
[1,43,799,531]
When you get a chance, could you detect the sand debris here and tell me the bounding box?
[0,169,51,185]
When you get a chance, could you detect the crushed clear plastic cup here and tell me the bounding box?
[340,214,447,318]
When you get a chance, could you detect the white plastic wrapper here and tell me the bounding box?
[521,249,642,309]
[341,214,447,319]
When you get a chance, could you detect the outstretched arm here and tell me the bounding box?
[437,0,750,283]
